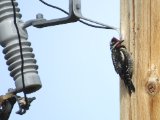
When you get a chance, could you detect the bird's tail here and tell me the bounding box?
[124,80,135,95]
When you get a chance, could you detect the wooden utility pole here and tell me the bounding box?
[121,0,160,120]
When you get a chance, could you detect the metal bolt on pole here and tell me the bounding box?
[0,0,42,94]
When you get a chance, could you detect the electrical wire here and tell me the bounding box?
[39,0,115,29]
[39,0,69,15]
[11,0,28,105]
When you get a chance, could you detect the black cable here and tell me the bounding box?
[11,0,28,105]
[39,0,69,15]
[39,0,113,29]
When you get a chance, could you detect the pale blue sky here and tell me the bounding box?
[0,0,120,120]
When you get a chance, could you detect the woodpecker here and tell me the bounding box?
[110,37,135,95]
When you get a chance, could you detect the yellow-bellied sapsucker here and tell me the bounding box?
[110,37,135,95]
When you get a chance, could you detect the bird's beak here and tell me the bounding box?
[119,40,124,44]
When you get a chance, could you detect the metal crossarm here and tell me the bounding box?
[31,0,80,28]
[24,0,117,29]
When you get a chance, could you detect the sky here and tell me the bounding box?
[0,0,120,120]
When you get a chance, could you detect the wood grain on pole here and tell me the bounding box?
[121,0,160,120]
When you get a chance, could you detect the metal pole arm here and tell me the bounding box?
[24,0,117,29]
[27,0,80,28]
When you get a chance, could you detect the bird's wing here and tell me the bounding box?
[120,48,133,78]
[111,50,125,75]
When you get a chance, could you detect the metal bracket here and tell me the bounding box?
[24,0,79,28]
[24,0,117,29]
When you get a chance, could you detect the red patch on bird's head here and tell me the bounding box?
[110,37,124,50]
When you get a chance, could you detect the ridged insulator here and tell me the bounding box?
[0,0,21,22]
[0,0,42,94]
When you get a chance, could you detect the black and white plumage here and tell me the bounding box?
[110,37,135,95]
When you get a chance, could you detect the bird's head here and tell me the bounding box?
[110,37,124,50]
